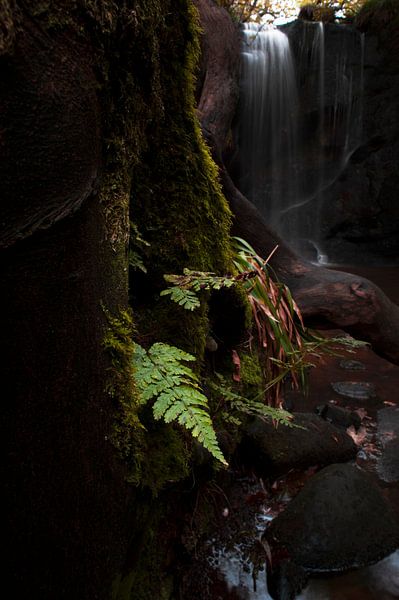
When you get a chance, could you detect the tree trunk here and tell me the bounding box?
[0,2,151,598]
[194,0,399,365]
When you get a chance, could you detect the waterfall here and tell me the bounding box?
[236,21,365,264]
[238,24,299,235]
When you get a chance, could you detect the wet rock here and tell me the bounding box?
[377,407,399,483]
[266,560,308,600]
[377,439,399,483]
[241,413,357,474]
[315,403,361,430]
[263,463,399,599]
[339,359,366,371]
[331,381,377,401]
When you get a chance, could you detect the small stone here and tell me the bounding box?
[205,335,218,352]
[331,381,377,401]
[339,359,366,371]
[315,403,361,430]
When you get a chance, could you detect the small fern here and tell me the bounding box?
[133,342,227,466]
[129,221,150,273]
[209,377,295,428]
[161,268,241,310]
[160,286,200,311]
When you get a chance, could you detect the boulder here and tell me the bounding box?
[241,413,357,474]
[263,463,399,599]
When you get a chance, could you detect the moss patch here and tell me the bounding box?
[130,0,233,359]
[240,352,264,390]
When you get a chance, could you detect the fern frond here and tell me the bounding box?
[160,287,200,311]
[133,343,227,466]
[209,379,294,428]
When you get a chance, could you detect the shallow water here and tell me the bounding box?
[208,549,399,599]
[299,551,399,600]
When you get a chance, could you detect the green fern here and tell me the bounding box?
[161,268,238,310]
[209,376,295,428]
[133,342,227,466]
[129,221,150,273]
[160,286,200,311]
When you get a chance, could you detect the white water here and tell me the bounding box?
[239,25,299,235]
[237,22,365,264]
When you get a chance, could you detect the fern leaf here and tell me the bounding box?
[160,287,200,311]
[133,343,227,465]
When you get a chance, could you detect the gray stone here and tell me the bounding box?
[331,381,377,400]
[339,359,366,371]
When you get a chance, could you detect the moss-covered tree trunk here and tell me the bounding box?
[0,1,191,598]
[0,3,139,598]
[0,1,238,598]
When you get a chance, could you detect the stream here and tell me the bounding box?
[192,267,399,600]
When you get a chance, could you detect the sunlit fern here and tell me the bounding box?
[133,342,227,466]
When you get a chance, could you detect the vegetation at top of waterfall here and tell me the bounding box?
[298,0,364,21]
[132,342,228,466]
[218,0,367,22]
[218,0,299,22]
[161,238,366,407]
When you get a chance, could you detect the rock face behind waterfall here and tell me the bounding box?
[263,463,399,600]
[283,19,399,265]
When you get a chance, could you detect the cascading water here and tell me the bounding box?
[236,21,365,264]
[238,24,299,236]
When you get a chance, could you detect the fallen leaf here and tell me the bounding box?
[347,424,367,446]
[232,349,241,382]
[383,401,397,407]
[353,407,368,420]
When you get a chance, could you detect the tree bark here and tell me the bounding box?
[0,4,140,598]
[194,0,399,365]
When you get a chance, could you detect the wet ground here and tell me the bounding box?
[194,266,399,599]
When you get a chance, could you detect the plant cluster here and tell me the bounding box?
[162,237,359,407]
[130,238,366,470]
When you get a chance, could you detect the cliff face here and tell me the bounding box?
[283,18,399,265]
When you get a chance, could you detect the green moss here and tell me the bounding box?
[130,0,233,359]
[130,417,190,495]
[240,352,264,390]
[103,307,145,477]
